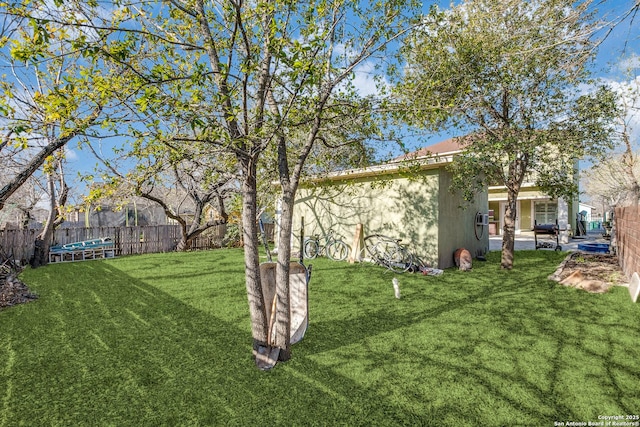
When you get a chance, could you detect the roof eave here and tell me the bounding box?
[301,153,456,185]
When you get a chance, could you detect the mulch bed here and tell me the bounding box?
[557,252,627,284]
[0,271,38,310]
[548,251,628,293]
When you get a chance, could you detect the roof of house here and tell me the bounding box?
[394,137,466,161]
[302,137,465,184]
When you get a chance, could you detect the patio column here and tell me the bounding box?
[558,197,569,244]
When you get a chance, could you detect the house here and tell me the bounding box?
[577,202,601,233]
[488,178,579,245]
[289,139,489,269]
[79,183,226,228]
[0,204,47,230]
[404,138,580,243]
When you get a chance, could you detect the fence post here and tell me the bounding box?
[1,223,229,261]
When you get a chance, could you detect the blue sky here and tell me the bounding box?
[594,0,640,77]
[60,0,640,193]
[392,0,640,155]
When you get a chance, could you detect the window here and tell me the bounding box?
[535,201,557,225]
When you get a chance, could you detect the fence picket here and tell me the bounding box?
[0,224,229,262]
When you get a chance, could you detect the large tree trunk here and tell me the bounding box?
[176,222,192,251]
[175,187,205,251]
[175,219,226,251]
[500,153,527,269]
[30,237,49,268]
[176,235,193,251]
[240,158,268,349]
[500,188,518,269]
[273,189,294,360]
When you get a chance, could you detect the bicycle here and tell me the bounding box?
[363,234,425,273]
[303,229,349,261]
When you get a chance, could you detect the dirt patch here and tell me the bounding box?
[548,252,628,293]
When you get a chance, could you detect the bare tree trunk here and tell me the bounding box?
[500,188,518,269]
[175,219,226,251]
[31,167,68,268]
[274,189,294,361]
[500,153,527,269]
[31,222,55,269]
[176,235,193,251]
[240,158,268,349]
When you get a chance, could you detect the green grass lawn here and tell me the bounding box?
[1,249,639,426]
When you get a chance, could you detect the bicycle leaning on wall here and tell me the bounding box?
[303,229,349,261]
[362,234,426,273]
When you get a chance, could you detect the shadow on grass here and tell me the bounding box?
[1,249,638,426]
[3,259,421,426]
[294,251,640,424]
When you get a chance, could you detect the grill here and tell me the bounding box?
[533,220,562,251]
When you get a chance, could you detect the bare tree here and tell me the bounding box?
[30,151,69,267]
[583,73,640,207]
[85,135,236,251]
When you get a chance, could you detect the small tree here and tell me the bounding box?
[394,0,618,268]
[85,134,235,251]
[8,0,420,367]
[0,11,111,210]
[93,0,418,363]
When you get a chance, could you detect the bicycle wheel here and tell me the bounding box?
[364,234,389,263]
[375,241,413,273]
[370,240,395,268]
[367,240,388,265]
[388,245,414,273]
[303,239,320,259]
[327,240,349,261]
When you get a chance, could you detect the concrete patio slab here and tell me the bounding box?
[489,230,610,252]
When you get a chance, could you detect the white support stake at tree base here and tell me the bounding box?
[348,224,364,264]
[629,272,640,303]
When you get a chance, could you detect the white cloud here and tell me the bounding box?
[616,54,640,73]
[64,147,79,162]
[351,60,387,97]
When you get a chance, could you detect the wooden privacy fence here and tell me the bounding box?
[0,224,228,263]
[615,206,640,281]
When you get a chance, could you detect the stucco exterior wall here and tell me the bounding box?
[437,169,489,268]
[294,167,489,269]
[294,171,440,267]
